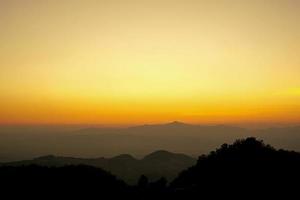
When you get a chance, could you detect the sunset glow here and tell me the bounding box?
[1,0,300,125]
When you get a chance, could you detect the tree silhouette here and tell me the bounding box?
[171,137,300,198]
[137,174,149,189]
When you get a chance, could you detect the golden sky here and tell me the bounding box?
[0,0,300,125]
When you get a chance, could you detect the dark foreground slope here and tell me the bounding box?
[171,137,300,198]
[0,165,129,198]
[1,138,299,199]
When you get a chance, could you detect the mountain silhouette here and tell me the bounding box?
[2,150,196,184]
[170,137,300,198]
[1,137,299,199]
[143,150,192,161]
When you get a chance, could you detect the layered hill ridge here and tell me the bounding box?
[2,137,300,198]
[2,150,196,184]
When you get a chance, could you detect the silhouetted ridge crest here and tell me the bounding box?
[171,137,300,198]
[143,150,174,160]
[2,150,196,184]
[143,150,192,162]
[200,137,276,162]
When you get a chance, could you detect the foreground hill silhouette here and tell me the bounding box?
[0,165,128,198]
[2,150,196,184]
[171,137,300,198]
[1,137,299,199]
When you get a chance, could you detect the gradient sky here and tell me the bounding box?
[0,0,300,125]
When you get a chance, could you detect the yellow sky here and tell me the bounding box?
[0,0,300,125]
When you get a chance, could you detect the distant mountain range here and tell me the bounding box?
[0,121,299,162]
[2,137,300,198]
[1,150,196,184]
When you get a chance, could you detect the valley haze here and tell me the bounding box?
[1,121,299,162]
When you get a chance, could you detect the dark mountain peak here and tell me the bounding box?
[165,121,190,127]
[143,150,192,162]
[129,121,190,130]
[146,150,172,157]
[143,150,173,161]
[168,121,187,125]
[111,154,136,161]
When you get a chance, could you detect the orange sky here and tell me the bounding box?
[0,0,300,126]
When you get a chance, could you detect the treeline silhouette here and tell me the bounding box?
[1,137,299,199]
[171,137,300,198]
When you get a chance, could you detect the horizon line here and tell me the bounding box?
[1,120,300,129]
